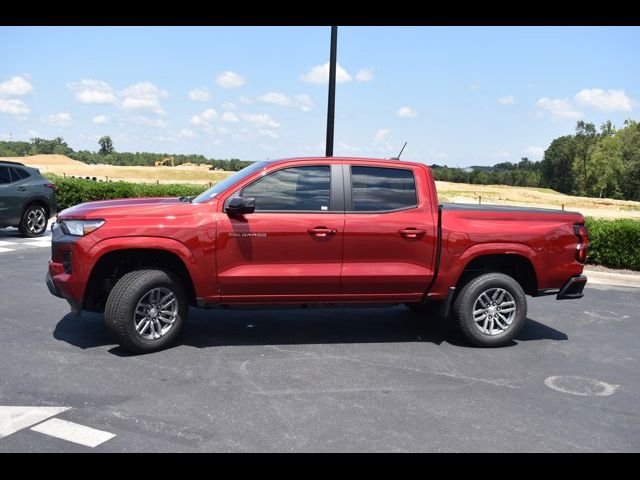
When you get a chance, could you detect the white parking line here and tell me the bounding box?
[0,241,19,247]
[31,418,115,448]
[0,406,69,439]
[0,247,15,253]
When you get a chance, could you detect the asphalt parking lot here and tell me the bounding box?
[0,229,638,452]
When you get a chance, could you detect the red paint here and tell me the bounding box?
[48,157,586,310]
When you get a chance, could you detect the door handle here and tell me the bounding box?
[308,226,337,237]
[399,228,426,239]
[17,187,26,192]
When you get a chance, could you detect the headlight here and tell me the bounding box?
[59,219,105,236]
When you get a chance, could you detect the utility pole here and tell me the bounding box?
[325,26,338,157]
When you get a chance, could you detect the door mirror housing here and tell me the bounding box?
[226,196,255,216]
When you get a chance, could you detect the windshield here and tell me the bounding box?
[193,161,270,203]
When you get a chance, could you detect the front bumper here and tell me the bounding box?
[46,271,82,314]
[557,274,587,300]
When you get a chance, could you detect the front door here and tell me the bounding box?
[0,166,22,225]
[216,163,344,302]
[341,164,437,300]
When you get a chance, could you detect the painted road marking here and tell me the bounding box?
[0,241,19,247]
[31,418,115,448]
[0,247,15,253]
[0,406,69,439]
[23,241,52,248]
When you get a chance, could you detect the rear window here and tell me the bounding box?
[0,167,11,184]
[350,166,417,212]
[10,167,30,180]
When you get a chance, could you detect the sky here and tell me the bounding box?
[0,26,639,166]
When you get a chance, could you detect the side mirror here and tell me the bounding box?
[226,196,255,216]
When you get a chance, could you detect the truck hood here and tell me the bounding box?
[58,197,197,219]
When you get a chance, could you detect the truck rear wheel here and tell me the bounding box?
[452,272,526,347]
[104,269,188,354]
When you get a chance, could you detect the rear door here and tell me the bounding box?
[216,162,345,302]
[0,166,24,224]
[341,163,437,299]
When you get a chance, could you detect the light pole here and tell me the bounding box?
[325,26,338,157]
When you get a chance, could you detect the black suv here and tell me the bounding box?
[0,161,57,237]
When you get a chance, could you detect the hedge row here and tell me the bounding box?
[53,177,207,212]
[51,177,640,271]
[585,218,640,271]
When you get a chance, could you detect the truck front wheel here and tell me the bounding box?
[452,272,527,347]
[104,269,188,354]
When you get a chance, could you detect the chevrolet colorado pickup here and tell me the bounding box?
[47,157,588,353]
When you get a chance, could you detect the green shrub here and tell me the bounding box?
[52,176,207,212]
[585,217,640,271]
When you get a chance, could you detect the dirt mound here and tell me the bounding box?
[0,154,87,168]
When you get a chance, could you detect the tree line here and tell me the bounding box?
[431,119,640,201]
[0,136,252,172]
[1,120,638,200]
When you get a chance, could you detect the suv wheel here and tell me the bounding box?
[19,205,48,237]
[104,269,188,354]
[452,272,527,347]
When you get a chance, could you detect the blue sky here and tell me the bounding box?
[1,26,638,165]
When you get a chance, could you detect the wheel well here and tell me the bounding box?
[23,199,50,220]
[83,249,197,312]
[456,254,537,295]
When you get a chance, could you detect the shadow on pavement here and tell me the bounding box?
[53,307,567,354]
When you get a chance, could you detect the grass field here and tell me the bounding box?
[4,154,640,219]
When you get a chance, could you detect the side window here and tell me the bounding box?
[241,165,331,212]
[0,167,11,184]
[350,166,417,212]
[10,167,29,181]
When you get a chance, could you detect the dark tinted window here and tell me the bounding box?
[0,167,11,184]
[351,166,417,211]
[10,167,29,180]
[241,166,331,211]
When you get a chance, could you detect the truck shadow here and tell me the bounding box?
[53,306,567,355]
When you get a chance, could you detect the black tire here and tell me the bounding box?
[19,204,48,237]
[452,272,527,347]
[104,269,188,354]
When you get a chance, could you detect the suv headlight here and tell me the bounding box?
[59,219,105,236]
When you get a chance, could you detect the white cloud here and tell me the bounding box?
[221,111,239,122]
[133,116,169,128]
[294,94,314,112]
[216,71,245,89]
[222,102,237,110]
[258,92,294,107]
[179,128,195,138]
[526,146,545,158]
[258,129,279,139]
[188,87,211,102]
[67,79,116,104]
[300,62,352,85]
[397,106,418,118]
[190,108,218,126]
[498,95,515,105]
[338,142,361,153]
[373,128,391,144]
[92,114,110,125]
[355,68,374,82]
[120,82,168,114]
[257,92,314,112]
[536,97,583,120]
[0,75,33,96]
[239,96,254,105]
[41,112,72,127]
[240,113,280,128]
[575,88,634,112]
[0,98,30,114]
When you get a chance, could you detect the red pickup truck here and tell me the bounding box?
[47,157,588,353]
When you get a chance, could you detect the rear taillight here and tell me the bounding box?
[44,183,56,189]
[574,224,589,263]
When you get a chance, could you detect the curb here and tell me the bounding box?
[584,269,640,289]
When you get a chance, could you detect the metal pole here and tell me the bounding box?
[325,26,338,157]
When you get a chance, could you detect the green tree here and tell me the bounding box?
[98,136,114,155]
[574,121,597,195]
[587,135,623,198]
[540,135,576,194]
